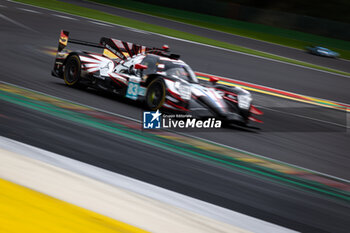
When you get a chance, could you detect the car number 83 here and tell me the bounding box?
[126,82,139,100]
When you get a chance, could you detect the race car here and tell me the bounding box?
[52,30,263,125]
[305,46,339,58]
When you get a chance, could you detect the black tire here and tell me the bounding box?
[64,55,81,87]
[145,78,166,110]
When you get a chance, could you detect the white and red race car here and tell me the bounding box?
[52,30,262,125]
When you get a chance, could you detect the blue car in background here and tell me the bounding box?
[306,46,339,58]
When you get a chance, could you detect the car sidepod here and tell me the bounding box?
[162,78,190,112]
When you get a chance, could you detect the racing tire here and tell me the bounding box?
[145,78,166,110]
[64,55,81,87]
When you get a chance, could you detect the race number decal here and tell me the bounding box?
[126,81,139,100]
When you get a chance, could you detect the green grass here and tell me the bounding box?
[15,0,350,77]
[90,0,350,60]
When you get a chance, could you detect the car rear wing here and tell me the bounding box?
[57,30,104,52]
[57,30,180,60]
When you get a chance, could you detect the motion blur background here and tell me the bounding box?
[108,0,350,40]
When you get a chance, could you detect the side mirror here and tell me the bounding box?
[135,64,148,70]
[162,45,169,51]
[209,76,219,83]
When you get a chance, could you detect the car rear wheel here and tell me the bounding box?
[64,55,81,87]
[145,78,166,110]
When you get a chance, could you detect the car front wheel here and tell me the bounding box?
[145,78,166,110]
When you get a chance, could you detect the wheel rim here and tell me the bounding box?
[67,62,77,82]
[65,58,79,85]
[69,66,76,79]
[148,82,163,109]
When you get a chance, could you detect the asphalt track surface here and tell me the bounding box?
[62,0,350,74]
[0,1,349,232]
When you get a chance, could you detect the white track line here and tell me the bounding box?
[51,14,78,20]
[17,7,41,14]
[1,80,349,184]
[0,13,37,32]
[8,0,349,78]
[126,27,150,34]
[89,20,112,27]
[0,4,7,8]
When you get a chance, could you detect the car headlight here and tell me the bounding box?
[174,81,191,100]
[237,94,252,110]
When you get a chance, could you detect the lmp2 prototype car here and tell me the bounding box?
[52,30,262,125]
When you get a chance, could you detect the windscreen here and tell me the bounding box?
[162,61,198,83]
